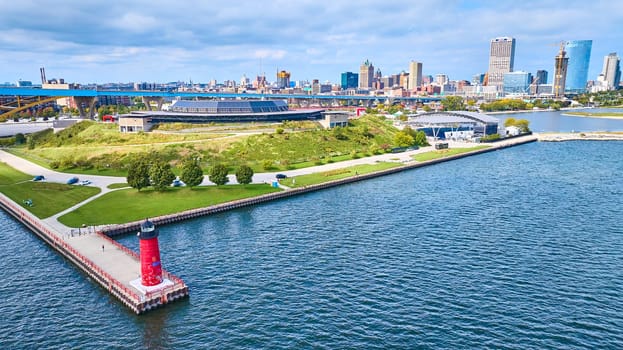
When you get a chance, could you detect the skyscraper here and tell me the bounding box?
[554,44,569,98]
[359,60,374,89]
[601,52,621,90]
[276,70,291,89]
[408,61,422,90]
[564,40,592,93]
[340,72,359,89]
[487,37,516,90]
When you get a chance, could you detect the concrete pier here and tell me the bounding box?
[0,193,188,314]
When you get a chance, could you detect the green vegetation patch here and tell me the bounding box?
[413,146,490,162]
[107,183,129,189]
[58,184,281,227]
[0,182,100,219]
[280,162,401,188]
[0,162,32,184]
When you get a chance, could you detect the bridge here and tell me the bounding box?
[0,86,441,118]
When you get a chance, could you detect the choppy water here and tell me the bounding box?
[2,140,623,349]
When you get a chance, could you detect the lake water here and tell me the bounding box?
[1,112,623,349]
[494,108,623,133]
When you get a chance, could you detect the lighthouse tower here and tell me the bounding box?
[138,219,163,286]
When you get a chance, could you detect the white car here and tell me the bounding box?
[79,180,92,186]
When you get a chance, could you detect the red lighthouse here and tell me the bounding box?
[139,219,163,286]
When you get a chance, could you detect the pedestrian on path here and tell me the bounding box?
[102,244,104,252]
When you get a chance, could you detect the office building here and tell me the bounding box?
[554,45,569,97]
[359,60,374,89]
[487,37,516,90]
[601,52,621,90]
[503,71,532,94]
[564,40,592,93]
[408,61,423,90]
[535,70,548,85]
[276,70,291,89]
[472,73,486,85]
[340,72,358,89]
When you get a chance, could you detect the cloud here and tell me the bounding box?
[0,0,620,83]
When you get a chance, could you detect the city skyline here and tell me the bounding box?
[1,1,622,85]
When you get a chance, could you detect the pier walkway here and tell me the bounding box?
[0,193,189,314]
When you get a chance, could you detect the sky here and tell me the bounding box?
[1,0,622,85]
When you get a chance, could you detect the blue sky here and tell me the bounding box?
[1,0,621,85]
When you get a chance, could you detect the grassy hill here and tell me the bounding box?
[12,115,401,175]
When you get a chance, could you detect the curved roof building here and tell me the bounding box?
[169,100,289,114]
[406,111,500,139]
[118,99,324,132]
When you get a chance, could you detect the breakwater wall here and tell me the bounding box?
[103,135,537,237]
[0,193,189,314]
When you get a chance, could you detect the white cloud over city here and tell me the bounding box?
[0,0,621,84]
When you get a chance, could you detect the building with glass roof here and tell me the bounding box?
[118,99,323,132]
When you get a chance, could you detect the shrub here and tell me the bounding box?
[262,160,274,170]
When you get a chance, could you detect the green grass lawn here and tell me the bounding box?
[280,162,401,187]
[412,146,490,162]
[58,184,282,227]
[0,162,100,218]
[107,183,129,189]
[0,161,32,184]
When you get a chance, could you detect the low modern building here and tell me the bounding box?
[118,99,324,132]
[319,111,349,129]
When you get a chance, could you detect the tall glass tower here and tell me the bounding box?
[564,40,592,93]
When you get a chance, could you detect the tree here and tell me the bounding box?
[127,158,151,191]
[515,119,531,133]
[393,131,415,147]
[27,136,35,150]
[414,131,429,146]
[504,117,517,128]
[149,160,176,191]
[14,133,26,145]
[180,157,204,188]
[235,165,254,185]
[441,96,465,111]
[209,163,229,186]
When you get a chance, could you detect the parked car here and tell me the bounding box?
[32,175,45,181]
[275,173,287,179]
[66,177,79,185]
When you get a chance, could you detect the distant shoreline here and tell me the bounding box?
[562,112,623,120]
[486,107,585,115]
